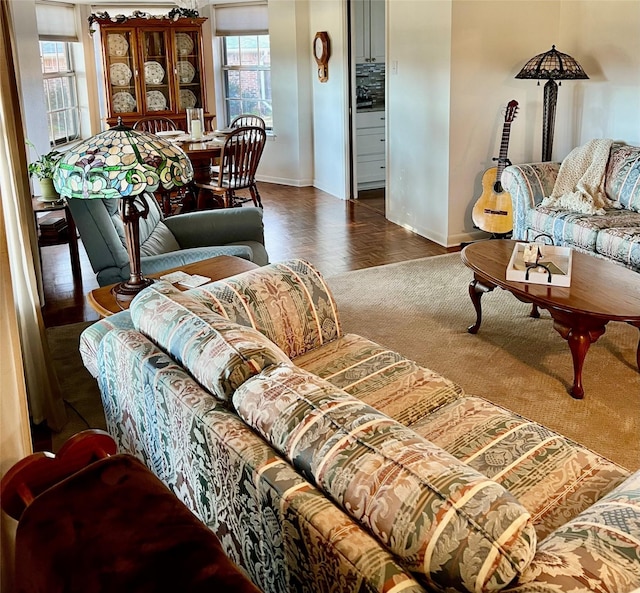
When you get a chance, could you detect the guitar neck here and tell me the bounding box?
[496,122,512,178]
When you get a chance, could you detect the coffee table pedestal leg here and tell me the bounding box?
[631,321,640,370]
[550,310,607,399]
[467,275,495,334]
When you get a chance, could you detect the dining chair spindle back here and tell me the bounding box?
[195,126,266,209]
[133,117,177,134]
[230,114,266,130]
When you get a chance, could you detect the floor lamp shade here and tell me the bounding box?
[53,119,193,304]
[515,45,588,162]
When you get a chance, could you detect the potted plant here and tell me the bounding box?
[26,140,64,202]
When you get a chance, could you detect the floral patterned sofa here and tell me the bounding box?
[79,259,640,593]
[501,142,640,272]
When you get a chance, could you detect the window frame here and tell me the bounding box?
[39,40,81,147]
[217,34,272,130]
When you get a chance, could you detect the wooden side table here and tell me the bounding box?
[32,197,81,279]
[87,255,259,317]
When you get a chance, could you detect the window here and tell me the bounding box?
[221,35,272,128]
[39,41,80,146]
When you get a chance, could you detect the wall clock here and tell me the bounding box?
[313,31,330,82]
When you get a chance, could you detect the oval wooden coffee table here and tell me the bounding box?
[461,240,640,399]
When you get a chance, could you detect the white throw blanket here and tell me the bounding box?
[540,139,617,215]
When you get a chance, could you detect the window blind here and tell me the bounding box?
[214,2,268,36]
[36,2,78,42]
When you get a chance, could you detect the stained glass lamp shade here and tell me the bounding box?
[515,46,588,162]
[53,119,193,304]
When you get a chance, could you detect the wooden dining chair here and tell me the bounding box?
[195,126,266,209]
[132,116,177,134]
[230,114,266,130]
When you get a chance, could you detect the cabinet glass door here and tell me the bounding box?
[174,29,202,113]
[105,29,139,116]
[141,30,171,113]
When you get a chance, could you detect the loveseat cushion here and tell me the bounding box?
[130,280,291,401]
[233,364,536,593]
[605,143,640,212]
[408,396,629,540]
[596,226,640,271]
[293,333,464,425]
[504,470,640,593]
[524,206,640,251]
[187,259,342,358]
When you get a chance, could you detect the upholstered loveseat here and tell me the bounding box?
[79,259,640,593]
[501,142,640,272]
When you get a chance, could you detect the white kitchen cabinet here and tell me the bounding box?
[356,111,386,188]
[354,0,385,64]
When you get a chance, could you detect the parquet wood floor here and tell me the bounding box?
[41,183,453,327]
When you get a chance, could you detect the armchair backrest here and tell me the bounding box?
[66,193,179,286]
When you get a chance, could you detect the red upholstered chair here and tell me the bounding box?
[1,430,261,593]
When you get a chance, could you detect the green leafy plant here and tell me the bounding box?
[26,140,63,180]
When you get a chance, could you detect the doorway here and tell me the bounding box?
[349,0,387,207]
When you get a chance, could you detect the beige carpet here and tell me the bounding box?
[48,253,639,469]
[327,253,640,471]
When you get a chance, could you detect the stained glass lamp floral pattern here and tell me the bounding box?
[53,118,193,305]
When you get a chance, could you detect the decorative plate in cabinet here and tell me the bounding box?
[146,90,168,111]
[110,63,132,86]
[177,61,195,84]
[107,34,129,57]
[180,89,197,109]
[175,33,194,56]
[112,91,136,113]
[144,61,165,85]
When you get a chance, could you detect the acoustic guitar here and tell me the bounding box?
[471,100,518,235]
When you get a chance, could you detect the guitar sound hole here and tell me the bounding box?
[493,181,503,193]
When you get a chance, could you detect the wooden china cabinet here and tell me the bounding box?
[93,16,214,130]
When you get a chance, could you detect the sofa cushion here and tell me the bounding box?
[130,280,291,401]
[605,143,640,212]
[505,470,640,593]
[233,364,536,593]
[525,206,640,251]
[596,226,640,271]
[187,259,342,359]
[408,396,629,540]
[293,333,464,426]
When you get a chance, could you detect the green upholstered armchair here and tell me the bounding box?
[66,193,269,287]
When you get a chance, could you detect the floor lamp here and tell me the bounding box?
[515,45,588,162]
[53,118,193,305]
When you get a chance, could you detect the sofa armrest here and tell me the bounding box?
[501,162,560,240]
[506,470,640,593]
[164,207,265,249]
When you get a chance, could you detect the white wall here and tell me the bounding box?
[309,0,350,199]
[556,1,640,151]
[386,0,452,246]
[448,0,563,245]
[259,0,314,187]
